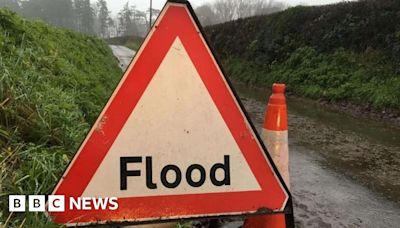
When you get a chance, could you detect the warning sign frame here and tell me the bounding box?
[48,0,293,226]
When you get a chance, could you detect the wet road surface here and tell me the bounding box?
[110,45,136,71]
[242,97,400,228]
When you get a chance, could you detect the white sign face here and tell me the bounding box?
[83,38,261,197]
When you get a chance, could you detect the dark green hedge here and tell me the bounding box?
[206,0,400,108]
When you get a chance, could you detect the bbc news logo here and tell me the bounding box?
[9,195,119,212]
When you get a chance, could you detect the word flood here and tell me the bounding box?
[120,155,231,190]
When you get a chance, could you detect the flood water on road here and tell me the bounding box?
[234,83,400,227]
[110,45,136,71]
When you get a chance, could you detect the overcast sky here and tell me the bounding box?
[104,0,349,15]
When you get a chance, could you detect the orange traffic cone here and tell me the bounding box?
[244,83,290,228]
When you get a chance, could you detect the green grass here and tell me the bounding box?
[176,222,192,228]
[224,47,400,108]
[125,40,140,50]
[0,9,122,227]
[106,35,143,50]
[206,0,400,109]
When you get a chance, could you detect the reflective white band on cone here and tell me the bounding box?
[262,128,290,188]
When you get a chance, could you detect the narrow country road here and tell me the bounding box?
[110,46,400,227]
[110,45,136,71]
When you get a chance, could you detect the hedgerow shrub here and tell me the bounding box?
[206,0,400,109]
[223,46,400,108]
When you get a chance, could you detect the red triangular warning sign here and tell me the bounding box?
[49,1,289,226]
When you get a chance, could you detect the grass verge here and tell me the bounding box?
[0,9,122,227]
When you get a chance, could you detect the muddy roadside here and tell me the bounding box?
[241,96,400,227]
[235,83,400,205]
[290,96,400,130]
[234,81,400,129]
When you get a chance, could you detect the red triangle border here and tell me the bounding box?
[49,1,289,225]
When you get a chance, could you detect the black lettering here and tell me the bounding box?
[210,155,230,186]
[146,157,157,189]
[33,199,40,208]
[120,157,142,190]
[186,164,206,187]
[14,199,20,208]
[161,165,181,188]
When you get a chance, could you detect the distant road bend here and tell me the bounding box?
[110,45,136,71]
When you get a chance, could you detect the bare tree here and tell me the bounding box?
[235,0,253,18]
[195,3,218,26]
[214,0,236,23]
[196,0,285,25]
[252,0,284,16]
[235,0,279,18]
